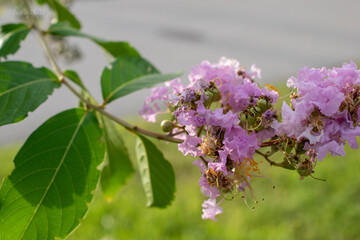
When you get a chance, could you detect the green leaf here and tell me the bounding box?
[0,23,31,59]
[135,134,175,208]
[48,22,140,58]
[0,108,105,240]
[101,56,182,103]
[52,0,81,30]
[100,117,134,200]
[36,0,47,5]
[35,0,81,29]
[0,61,60,126]
[63,69,85,90]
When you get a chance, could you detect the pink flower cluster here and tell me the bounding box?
[273,61,360,160]
[140,58,360,221]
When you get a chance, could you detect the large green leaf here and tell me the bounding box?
[0,23,31,59]
[135,134,175,208]
[0,61,60,126]
[101,56,182,104]
[100,117,134,200]
[52,0,81,30]
[0,108,105,240]
[48,22,140,58]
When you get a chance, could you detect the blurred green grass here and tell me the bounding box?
[1,84,360,240]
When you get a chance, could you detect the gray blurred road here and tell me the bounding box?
[1,0,360,144]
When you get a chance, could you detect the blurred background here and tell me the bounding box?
[1,0,360,239]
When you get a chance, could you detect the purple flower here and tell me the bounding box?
[199,176,221,199]
[165,78,185,95]
[305,141,345,161]
[340,126,360,149]
[220,79,278,112]
[223,126,260,162]
[279,62,360,161]
[140,79,186,122]
[201,198,223,221]
[210,108,239,130]
[178,135,201,157]
[189,58,240,88]
[180,89,196,103]
[139,86,169,122]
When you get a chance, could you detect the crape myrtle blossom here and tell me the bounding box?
[201,198,223,221]
[139,78,185,122]
[140,58,360,221]
[273,61,360,161]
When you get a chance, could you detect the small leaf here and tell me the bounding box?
[63,69,85,89]
[96,41,140,59]
[36,0,81,29]
[101,117,134,200]
[52,0,81,29]
[0,23,31,59]
[0,61,60,126]
[135,134,175,208]
[101,56,182,103]
[0,108,105,240]
[48,22,140,58]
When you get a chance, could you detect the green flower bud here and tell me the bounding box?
[296,161,313,178]
[250,106,262,116]
[247,115,256,126]
[204,91,214,106]
[160,120,173,132]
[240,113,247,126]
[295,141,306,155]
[257,98,270,112]
[210,87,221,101]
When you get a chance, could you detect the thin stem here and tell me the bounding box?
[260,139,280,147]
[169,130,186,136]
[22,0,183,144]
[22,0,62,79]
[62,76,183,143]
[197,125,204,137]
[199,156,208,166]
[255,150,294,170]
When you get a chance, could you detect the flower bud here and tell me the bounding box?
[203,91,214,107]
[295,141,307,155]
[257,98,271,112]
[250,106,262,116]
[240,113,247,126]
[296,160,314,179]
[247,115,256,126]
[160,120,173,132]
[210,87,221,101]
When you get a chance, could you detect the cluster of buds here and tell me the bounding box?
[140,58,360,221]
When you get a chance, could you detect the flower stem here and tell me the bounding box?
[255,150,295,170]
